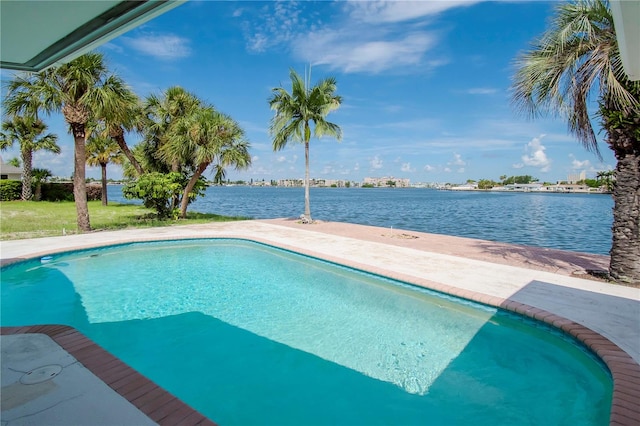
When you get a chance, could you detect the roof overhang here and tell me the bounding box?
[611,0,640,81]
[0,0,184,72]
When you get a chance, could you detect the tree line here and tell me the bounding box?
[2,53,251,224]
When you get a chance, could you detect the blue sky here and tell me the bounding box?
[2,0,616,184]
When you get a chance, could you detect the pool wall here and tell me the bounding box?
[1,225,639,426]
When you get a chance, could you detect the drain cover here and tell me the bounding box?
[20,365,63,385]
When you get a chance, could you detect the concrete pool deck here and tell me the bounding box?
[1,218,639,425]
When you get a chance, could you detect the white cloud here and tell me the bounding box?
[448,153,466,167]
[296,30,438,74]
[521,135,551,172]
[424,164,435,172]
[346,1,480,24]
[123,34,191,60]
[354,162,360,171]
[242,1,305,53]
[467,88,498,95]
[512,163,524,169]
[252,155,260,162]
[569,154,591,170]
[457,168,465,173]
[401,162,414,172]
[276,156,287,163]
[241,0,458,74]
[370,155,383,169]
[444,167,452,172]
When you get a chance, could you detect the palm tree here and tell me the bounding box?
[268,68,342,222]
[160,106,251,218]
[0,116,59,200]
[141,86,203,210]
[31,167,52,201]
[96,76,145,176]
[511,0,640,284]
[596,170,615,192]
[86,134,124,206]
[142,86,202,173]
[4,53,133,232]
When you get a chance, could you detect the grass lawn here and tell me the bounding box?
[0,201,249,240]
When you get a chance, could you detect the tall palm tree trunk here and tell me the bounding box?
[304,138,311,220]
[179,163,208,218]
[100,162,108,206]
[20,149,33,200]
[112,129,144,176]
[602,93,640,284]
[71,123,91,232]
[609,152,640,283]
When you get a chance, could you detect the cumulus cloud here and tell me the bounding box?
[444,167,452,172]
[276,156,287,163]
[123,34,191,60]
[401,162,414,172]
[448,153,466,167]
[424,164,435,172]
[370,155,383,169]
[521,135,551,172]
[569,154,591,170]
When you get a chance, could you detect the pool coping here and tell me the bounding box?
[1,220,638,425]
[0,325,216,426]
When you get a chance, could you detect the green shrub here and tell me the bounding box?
[39,183,102,202]
[86,183,102,201]
[123,172,206,219]
[0,180,22,201]
[40,183,73,201]
[123,172,184,218]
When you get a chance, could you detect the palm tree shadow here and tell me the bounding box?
[471,240,610,278]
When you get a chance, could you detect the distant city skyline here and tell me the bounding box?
[1,1,616,184]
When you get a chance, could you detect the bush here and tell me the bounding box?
[122,172,184,218]
[40,183,73,201]
[123,172,206,219]
[0,180,22,201]
[86,183,102,201]
[39,183,103,202]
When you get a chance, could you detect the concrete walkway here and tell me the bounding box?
[1,333,156,425]
[1,219,639,424]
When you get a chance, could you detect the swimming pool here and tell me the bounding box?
[1,239,612,425]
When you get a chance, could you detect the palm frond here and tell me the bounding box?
[511,0,638,156]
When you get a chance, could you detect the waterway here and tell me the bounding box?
[108,185,613,255]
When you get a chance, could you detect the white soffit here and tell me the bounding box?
[611,0,640,81]
[0,0,184,72]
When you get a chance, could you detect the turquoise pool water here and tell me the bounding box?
[1,239,612,425]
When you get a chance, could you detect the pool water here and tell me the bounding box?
[1,239,612,425]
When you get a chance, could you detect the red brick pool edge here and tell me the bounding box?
[0,325,215,426]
